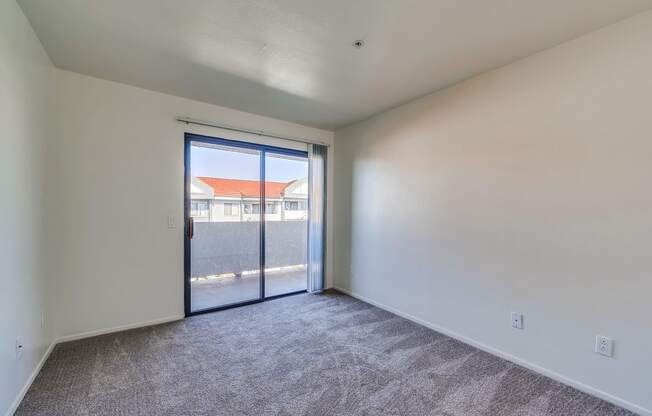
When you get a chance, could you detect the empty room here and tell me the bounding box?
[2,0,652,415]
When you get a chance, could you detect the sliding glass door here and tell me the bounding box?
[184,134,309,315]
[264,153,309,297]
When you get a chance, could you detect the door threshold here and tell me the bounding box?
[186,290,308,317]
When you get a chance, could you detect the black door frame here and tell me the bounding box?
[184,132,309,317]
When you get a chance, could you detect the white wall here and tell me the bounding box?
[334,10,652,415]
[0,0,55,414]
[53,69,334,339]
[1,3,334,408]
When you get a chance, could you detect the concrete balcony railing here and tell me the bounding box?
[190,220,308,279]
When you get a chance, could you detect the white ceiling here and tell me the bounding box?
[18,0,652,130]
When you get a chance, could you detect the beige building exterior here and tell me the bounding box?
[190,177,308,222]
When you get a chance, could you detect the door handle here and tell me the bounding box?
[188,217,194,239]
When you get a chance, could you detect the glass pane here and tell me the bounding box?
[189,142,261,311]
[264,152,309,297]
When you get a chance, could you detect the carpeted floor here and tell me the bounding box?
[17,291,635,415]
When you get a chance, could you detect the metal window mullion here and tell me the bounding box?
[260,150,266,300]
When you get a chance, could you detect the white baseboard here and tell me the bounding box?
[334,286,650,416]
[56,314,185,343]
[5,341,56,416]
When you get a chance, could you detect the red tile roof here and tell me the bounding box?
[197,177,288,198]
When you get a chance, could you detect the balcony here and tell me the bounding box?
[189,220,307,311]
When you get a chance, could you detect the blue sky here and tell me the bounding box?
[191,145,308,182]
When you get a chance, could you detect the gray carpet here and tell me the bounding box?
[17,291,635,415]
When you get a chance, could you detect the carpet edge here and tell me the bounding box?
[333,286,650,416]
[56,314,185,343]
[5,341,56,416]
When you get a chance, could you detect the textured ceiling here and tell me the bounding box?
[19,0,652,130]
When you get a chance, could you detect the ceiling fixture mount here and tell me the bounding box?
[352,40,365,49]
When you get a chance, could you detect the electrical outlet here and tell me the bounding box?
[16,337,24,360]
[511,312,523,329]
[167,215,176,229]
[595,335,614,358]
